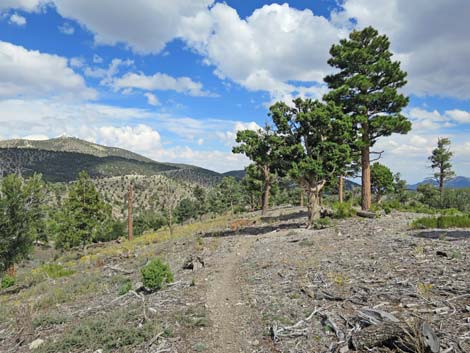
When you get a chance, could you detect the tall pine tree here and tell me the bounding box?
[429,137,455,199]
[324,26,411,210]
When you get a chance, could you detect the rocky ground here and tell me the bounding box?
[1,208,469,353]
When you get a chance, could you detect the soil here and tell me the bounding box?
[1,207,469,353]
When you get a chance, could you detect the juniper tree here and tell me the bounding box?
[324,26,411,210]
[233,126,283,214]
[429,137,455,199]
[270,98,353,224]
[370,162,394,203]
[0,174,45,275]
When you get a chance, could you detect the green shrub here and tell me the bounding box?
[411,217,437,229]
[411,214,470,229]
[35,264,75,279]
[141,259,173,291]
[332,202,355,219]
[313,218,331,229]
[118,280,132,295]
[1,275,15,288]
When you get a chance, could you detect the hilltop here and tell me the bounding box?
[0,137,223,185]
[408,176,470,190]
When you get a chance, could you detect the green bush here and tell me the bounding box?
[411,214,470,229]
[36,264,75,279]
[118,280,132,295]
[1,275,15,288]
[332,202,355,219]
[313,218,331,229]
[141,259,173,291]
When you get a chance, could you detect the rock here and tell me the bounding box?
[29,339,44,350]
[182,255,205,271]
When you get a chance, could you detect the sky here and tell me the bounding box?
[0,0,469,183]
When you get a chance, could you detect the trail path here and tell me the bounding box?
[205,235,256,353]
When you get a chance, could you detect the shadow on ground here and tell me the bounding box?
[413,230,470,241]
[203,221,305,238]
[260,210,308,223]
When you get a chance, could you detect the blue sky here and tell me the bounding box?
[0,0,469,182]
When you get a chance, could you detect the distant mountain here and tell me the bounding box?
[0,136,153,162]
[222,170,246,179]
[0,137,222,185]
[408,176,470,190]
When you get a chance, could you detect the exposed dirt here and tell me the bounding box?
[205,235,256,353]
[1,208,469,353]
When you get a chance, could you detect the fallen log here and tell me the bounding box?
[356,210,377,219]
[351,321,404,351]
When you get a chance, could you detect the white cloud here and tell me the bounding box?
[182,3,341,101]
[58,22,74,35]
[9,13,27,26]
[84,58,133,86]
[408,107,470,131]
[0,41,96,100]
[144,92,159,106]
[0,0,43,11]
[93,54,103,63]
[336,0,470,99]
[51,0,214,54]
[445,109,470,124]
[96,124,161,152]
[113,71,212,97]
[69,57,85,68]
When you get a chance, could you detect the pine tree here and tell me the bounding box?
[324,26,411,210]
[429,137,455,199]
[370,163,394,203]
[270,98,353,224]
[0,174,45,274]
[54,171,112,249]
[233,126,284,215]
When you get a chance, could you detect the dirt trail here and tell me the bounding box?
[205,235,256,353]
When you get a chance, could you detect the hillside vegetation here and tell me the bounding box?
[0,137,222,186]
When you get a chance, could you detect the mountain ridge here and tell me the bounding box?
[407,176,470,190]
[0,137,224,185]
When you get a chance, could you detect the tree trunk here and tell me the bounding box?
[361,144,372,211]
[127,184,133,241]
[261,166,271,215]
[307,190,320,225]
[338,175,344,203]
[6,264,16,277]
[305,180,326,226]
[300,190,304,207]
[439,172,444,206]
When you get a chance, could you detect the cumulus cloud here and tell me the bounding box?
[9,13,27,25]
[84,58,133,87]
[144,92,160,106]
[0,0,43,11]
[336,0,470,99]
[51,0,214,54]
[0,41,96,100]
[408,107,470,131]
[182,3,341,101]
[58,22,74,34]
[113,71,212,97]
[96,124,161,152]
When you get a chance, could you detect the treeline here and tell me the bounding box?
[232,26,411,223]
